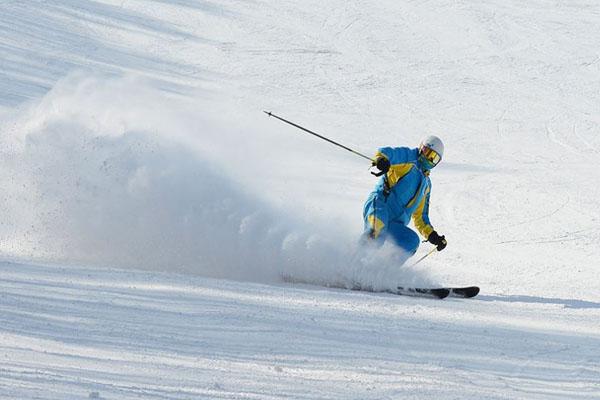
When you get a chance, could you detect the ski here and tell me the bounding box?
[448,286,480,298]
[394,286,450,299]
[282,275,478,300]
[393,286,480,299]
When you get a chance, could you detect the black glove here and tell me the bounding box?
[427,230,447,251]
[371,156,390,177]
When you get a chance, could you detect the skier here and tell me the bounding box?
[363,135,447,264]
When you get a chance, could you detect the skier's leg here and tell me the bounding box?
[362,192,389,244]
[387,223,420,265]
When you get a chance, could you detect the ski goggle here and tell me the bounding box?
[419,145,441,166]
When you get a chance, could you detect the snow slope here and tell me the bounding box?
[2,261,599,399]
[1,0,599,398]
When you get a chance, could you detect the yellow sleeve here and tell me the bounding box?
[412,188,434,238]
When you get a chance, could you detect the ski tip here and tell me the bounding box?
[263,110,272,116]
[450,286,480,298]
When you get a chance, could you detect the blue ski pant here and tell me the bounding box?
[362,192,421,256]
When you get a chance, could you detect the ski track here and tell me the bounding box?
[1,0,600,399]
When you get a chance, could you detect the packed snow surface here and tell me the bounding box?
[1,0,599,398]
[2,261,599,399]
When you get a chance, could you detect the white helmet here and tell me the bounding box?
[418,135,444,168]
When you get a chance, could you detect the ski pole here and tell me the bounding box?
[410,247,438,267]
[264,111,374,162]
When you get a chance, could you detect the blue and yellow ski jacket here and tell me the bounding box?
[368,146,434,238]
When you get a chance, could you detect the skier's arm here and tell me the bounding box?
[412,188,434,238]
[373,147,415,186]
[414,189,447,251]
[376,147,413,165]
